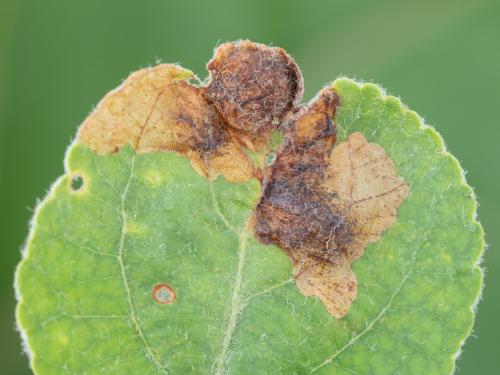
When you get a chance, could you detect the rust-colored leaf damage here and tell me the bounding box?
[78,40,302,183]
[77,40,409,318]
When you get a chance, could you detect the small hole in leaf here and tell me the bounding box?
[152,283,176,305]
[70,174,84,192]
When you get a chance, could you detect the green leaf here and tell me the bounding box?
[16,77,483,375]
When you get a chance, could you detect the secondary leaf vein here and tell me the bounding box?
[117,155,169,374]
[310,248,418,373]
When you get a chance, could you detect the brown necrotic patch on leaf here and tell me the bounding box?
[255,91,409,318]
[76,41,409,318]
[255,88,340,253]
[77,64,254,183]
[203,40,304,136]
[78,41,305,183]
[78,64,185,154]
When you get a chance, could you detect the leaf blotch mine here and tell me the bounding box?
[152,283,176,305]
[255,92,410,318]
[76,40,410,318]
[78,40,302,183]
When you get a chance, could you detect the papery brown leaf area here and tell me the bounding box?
[255,85,409,317]
[78,40,303,183]
[204,40,303,135]
[77,40,409,318]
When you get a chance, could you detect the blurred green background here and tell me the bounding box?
[1,0,498,373]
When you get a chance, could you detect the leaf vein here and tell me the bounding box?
[310,248,418,373]
[213,232,248,375]
[117,155,169,374]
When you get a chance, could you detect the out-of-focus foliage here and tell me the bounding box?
[1,1,498,374]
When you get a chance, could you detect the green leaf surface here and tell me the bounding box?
[16,78,484,374]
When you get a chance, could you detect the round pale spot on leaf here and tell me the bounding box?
[152,284,176,305]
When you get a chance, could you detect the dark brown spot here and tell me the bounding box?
[203,40,303,136]
[152,283,176,305]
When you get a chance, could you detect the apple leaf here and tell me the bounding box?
[16,42,484,375]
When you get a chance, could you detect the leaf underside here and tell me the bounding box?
[16,78,484,375]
